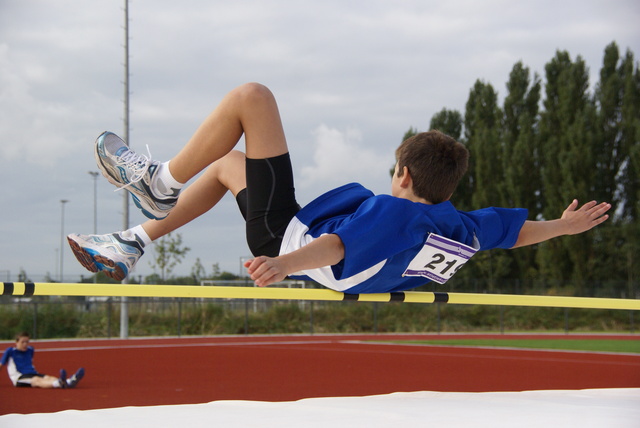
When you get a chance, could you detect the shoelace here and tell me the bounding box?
[114,145,153,192]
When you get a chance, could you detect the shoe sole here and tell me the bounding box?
[67,237,127,281]
[131,193,166,220]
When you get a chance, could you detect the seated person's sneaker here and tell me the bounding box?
[67,231,144,281]
[95,131,179,220]
[67,368,85,388]
[59,369,67,389]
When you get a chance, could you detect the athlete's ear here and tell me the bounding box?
[400,166,412,188]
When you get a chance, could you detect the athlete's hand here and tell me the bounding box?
[244,256,288,287]
[561,199,611,235]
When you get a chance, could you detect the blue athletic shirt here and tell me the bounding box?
[2,346,38,384]
[280,183,528,293]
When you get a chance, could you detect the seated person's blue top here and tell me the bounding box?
[280,183,528,293]
[2,346,38,384]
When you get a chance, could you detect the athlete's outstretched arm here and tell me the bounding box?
[244,234,345,287]
[511,199,611,249]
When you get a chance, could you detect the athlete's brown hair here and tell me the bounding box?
[395,130,469,204]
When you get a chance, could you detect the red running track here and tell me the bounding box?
[1,334,639,415]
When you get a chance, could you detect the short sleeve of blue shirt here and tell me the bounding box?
[461,207,529,250]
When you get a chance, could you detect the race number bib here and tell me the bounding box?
[403,233,478,284]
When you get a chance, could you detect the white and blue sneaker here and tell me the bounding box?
[67,231,144,281]
[95,131,179,220]
[66,368,85,388]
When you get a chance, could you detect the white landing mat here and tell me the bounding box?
[2,388,639,428]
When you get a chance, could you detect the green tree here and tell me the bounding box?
[409,43,638,294]
[402,126,419,141]
[502,62,542,282]
[149,232,190,283]
[537,50,597,289]
[429,108,463,140]
[211,262,221,278]
[461,80,511,289]
[594,43,626,205]
[17,268,30,282]
[191,258,206,284]
[627,127,640,292]
[463,80,504,209]
[593,42,640,289]
[502,62,542,210]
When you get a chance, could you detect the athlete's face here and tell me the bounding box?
[15,336,30,351]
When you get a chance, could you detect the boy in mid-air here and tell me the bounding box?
[68,83,610,293]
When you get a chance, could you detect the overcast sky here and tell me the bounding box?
[1,0,638,282]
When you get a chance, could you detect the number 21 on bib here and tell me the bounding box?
[403,233,479,284]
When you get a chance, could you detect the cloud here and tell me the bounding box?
[0,44,73,165]
[298,124,393,195]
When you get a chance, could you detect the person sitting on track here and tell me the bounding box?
[67,83,610,293]
[1,331,84,389]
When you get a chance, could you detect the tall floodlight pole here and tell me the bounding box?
[120,0,130,339]
[88,172,99,283]
[88,172,99,234]
[59,199,69,282]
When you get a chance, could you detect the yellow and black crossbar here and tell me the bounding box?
[2,282,639,310]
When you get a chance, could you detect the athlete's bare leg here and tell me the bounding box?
[168,82,289,183]
[141,150,246,241]
[138,83,288,241]
[29,375,59,389]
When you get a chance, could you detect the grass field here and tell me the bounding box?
[393,338,640,353]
